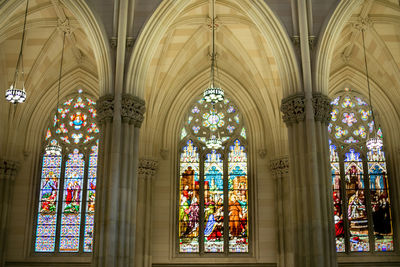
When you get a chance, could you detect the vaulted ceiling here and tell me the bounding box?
[0,0,98,155]
[139,0,291,156]
[329,0,400,129]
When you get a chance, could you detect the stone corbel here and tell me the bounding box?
[270,157,289,178]
[312,93,331,125]
[0,159,19,180]
[121,94,146,127]
[280,93,306,126]
[96,94,114,124]
[138,159,159,178]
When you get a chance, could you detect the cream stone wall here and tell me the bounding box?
[1,0,400,266]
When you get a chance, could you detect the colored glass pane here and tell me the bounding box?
[344,149,369,252]
[204,150,224,253]
[329,91,394,254]
[240,128,246,139]
[228,140,248,253]
[35,90,98,254]
[59,149,85,252]
[84,144,98,252]
[181,127,187,140]
[35,150,62,252]
[179,140,200,253]
[330,141,345,252]
[180,94,248,254]
[367,147,393,251]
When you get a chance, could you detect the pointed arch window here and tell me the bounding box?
[178,96,249,254]
[329,90,393,253]
[34,90,99,253]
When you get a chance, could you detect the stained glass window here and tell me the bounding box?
[179,95,248,254]
[34,90,99,253]
[328,89,393,253]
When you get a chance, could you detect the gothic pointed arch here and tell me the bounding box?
[34,90,99,253]
[178,94,248,254]
[329,89,394,252]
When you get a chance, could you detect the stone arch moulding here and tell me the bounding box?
[314,0,363,95]
[126,0,301,98]
[0,0,113,96]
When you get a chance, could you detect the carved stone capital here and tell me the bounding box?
[96,94,114,123]
[270,157,289,178]
[138,159,158,177]
[121,94,146,127]
[312,93,332,124]
[281,93,305,125]
[0,159,19,180]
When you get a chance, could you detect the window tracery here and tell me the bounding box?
[178,96,248,254]
[34,90,99,253]
[329,90,393,253]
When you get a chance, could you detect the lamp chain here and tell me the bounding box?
[361,29,377,134]
[12,0,29,87]
[57,32,66,127]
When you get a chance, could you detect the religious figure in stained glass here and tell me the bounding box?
[34,90,99,253]
[179,94,248,254]
[328,89,393,253]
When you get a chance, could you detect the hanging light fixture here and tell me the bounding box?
[203,0,224,104]
[360,28,383,151]
[45,32,66,156]
[5,0,30,104]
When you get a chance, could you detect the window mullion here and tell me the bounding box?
[55,153,67,253]
[199,153,205,255]
[79,152,90,254]
[362,150,375,252]
[223,151,229,255]
[339,150,350,254]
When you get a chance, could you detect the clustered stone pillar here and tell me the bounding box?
[93,93,145,267]
[0,159,19,267]
[135,159,158,267]
[280,92,336,266]
[270,157,293,267]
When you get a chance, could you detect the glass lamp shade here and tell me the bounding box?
[45,143,62,156]
[6,85,26,103]
[203,87,224,104]
[366,136,383,151]
[206,135,222,149]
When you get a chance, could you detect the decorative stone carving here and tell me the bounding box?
[138,159,158,177]
[160,148,169,160]
[110,37,117,48]
[309,36,317,50]
[57,18,72,34]
[0,159,19,180]
[312,93,332,124]
[281,93,306,125]
[258,149,267,159]
[126,37,135,48]
[270,157,289,177]
[96,94,114,123]
[291,36,300,47]
[352,16,372,31]
[121,94,146,127]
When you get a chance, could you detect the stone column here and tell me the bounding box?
[0,159,19,267]
[270,157,293,267]
[135,159,158,267]
[280,93,337,267]
[93,93,145,267]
